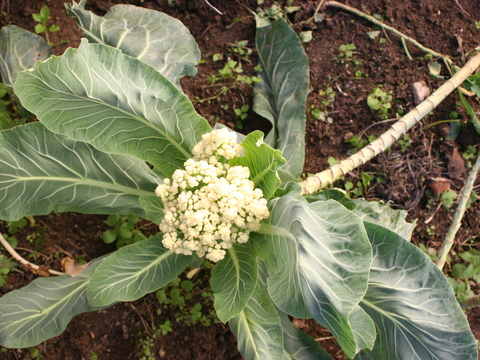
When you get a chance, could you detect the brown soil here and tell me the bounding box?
[1,0,480,359]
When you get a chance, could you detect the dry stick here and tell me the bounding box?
[324,1,447,59]
[300,52,480,194]
[0,232,64,276]
[436,152,480,270]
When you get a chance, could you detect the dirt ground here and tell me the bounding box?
[1,0,480,359]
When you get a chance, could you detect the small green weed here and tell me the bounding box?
[449,249,480,303]
[102,214,148,248]
[226,40,252,60]
[367,85,393,119]
[344,133,376,155]
[137,321,172,360]
[425,225,436,237]
[32,5,63,47]
[234,104,249,129]
[338,43,356,59]
[462,145,478,167]
[28,348,43,359]
[155,262,218,327]
[396,134,411,153]
[440,189,457,209]
[475,21,480,29]
[309,86,336,122]
[0,83,28,130]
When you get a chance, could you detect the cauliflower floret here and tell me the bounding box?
[155,129,269,262]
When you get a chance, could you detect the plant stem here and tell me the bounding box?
[300,52,480,194]
[324,1,449,62]
[0,232,64,276]
[436,151,480,270]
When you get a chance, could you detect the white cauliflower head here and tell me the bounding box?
[156,129,269,262]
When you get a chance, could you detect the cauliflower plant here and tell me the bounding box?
[155,128,270,262]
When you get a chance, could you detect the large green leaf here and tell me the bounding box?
[307,189,416,241]
[210,242,257,323]
[355,223,477,360]
[14,39,211,178]
[0,25,51,90]
[230,130,285,199]
[65,0,200,90]
[87,234,193,306]
[229,279,284,360]
[0,257,106,348]
[253,197,374,358]
[253,17,309,178]
[0,122,160,221]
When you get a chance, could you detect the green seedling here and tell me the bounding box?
[476,21,480,29]
[343,172,373,197]
[0,254,17,287]
[345,133,376,155]
[462,146,478,167]
[156,274,218,327]
[448,249,480,303]
[32,5,62,47]
[28,348,43,359]
[0,82,28,130]
[309,86,336,122]
[367,85,393,119]
[440,189,457,209]
[227,40,252,60]
[102,213,147,248]
[233,104,249,129]
[426,225,436,237]
[218,59,243,79]
[396,134,411,153]
[338,43,355,58]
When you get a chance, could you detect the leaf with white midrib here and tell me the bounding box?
[0,257,106,348]
[65,0,200,90]
[211,242,257,323]
[0,122,161,221]
[354,223,477,360]
[229,279,284,360]
[87,235,194,306]
[253,17,309,178]
[252,197,374,358]
[14,39,211,178]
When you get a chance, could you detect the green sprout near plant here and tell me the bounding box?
[32,5,62,47]
[338,43,355,59]
[226,40,252,60]
[102,213,148,248]
[233,104,249,129]
[367,85,393,119]
[396,134,411,153]
[440,189,457,209]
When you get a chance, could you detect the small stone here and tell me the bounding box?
[412,81,431,104]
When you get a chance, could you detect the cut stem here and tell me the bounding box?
[436,151,480,270]
[0,232,64,276]
[300,52,480,194]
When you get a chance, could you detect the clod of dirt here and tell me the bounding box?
[448,147,467,179]
[412,81,431,105]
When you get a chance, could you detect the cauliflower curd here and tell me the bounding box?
[155,128,270,262]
